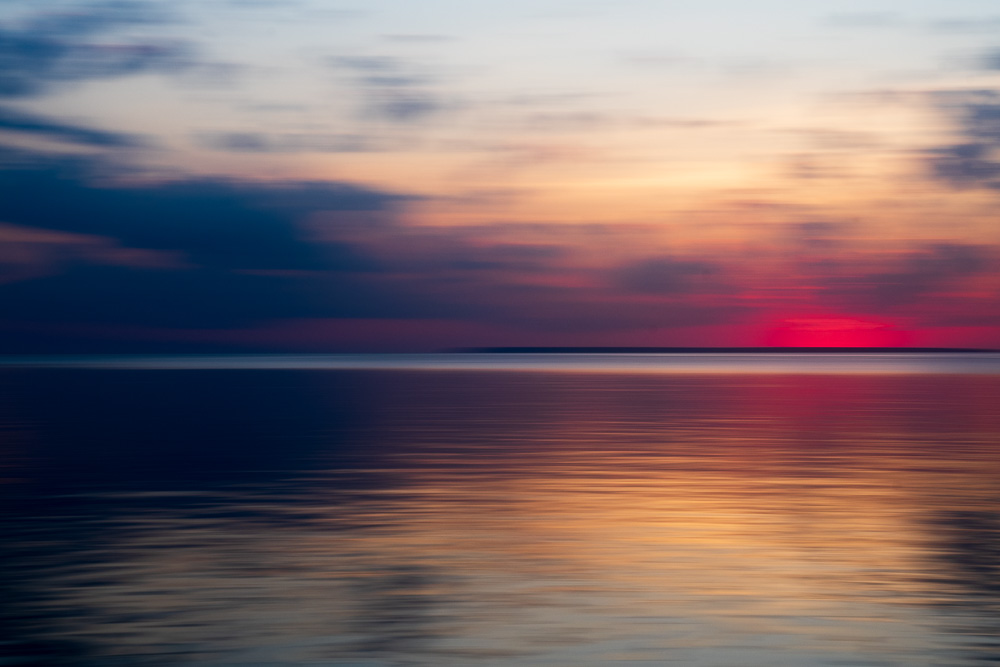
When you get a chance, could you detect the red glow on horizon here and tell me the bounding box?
[762,316,911,348]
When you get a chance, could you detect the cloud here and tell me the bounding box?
[0,156,403,272]
[614,256,725,296]
[0,153,471,333]
[198,131,373,153]
[363,231,568,274]
[199,131,271,152]
[0,155,742,339]
[982,50,1000,70]
[929,142,1000,188]
[445,243,565,271]
[928,91,1000,188]
[328,55,449,123]
[504,293,742,332]
[0,105,141,147]
[0,259,478,329]
[952,95,1000,141]
[4,148,994,349]
[0,264,307,327]
[0,2,190,98]
[928,17,1000,34]
[0,221,184,282]
[817,243,992,309]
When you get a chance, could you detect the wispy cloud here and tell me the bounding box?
[0,105,141,146]
[327,55,452,123]
[0,1,190,98]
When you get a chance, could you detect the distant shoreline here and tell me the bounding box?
[453,347,999,354]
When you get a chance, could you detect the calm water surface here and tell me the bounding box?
[3,358,1000,665]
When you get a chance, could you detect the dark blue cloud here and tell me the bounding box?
[930,142,1000,188]
[0,153,477,335]
[0,263,466,329]
[0,265,308,327]
[955,96,1000,141]
[0,156,400,271]
[0,2,189,98]
[929,91,1000,188]
[0,105,140,146]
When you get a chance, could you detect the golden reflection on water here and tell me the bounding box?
[5,371,1000,665]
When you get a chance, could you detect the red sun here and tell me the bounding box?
[763,316,910,348]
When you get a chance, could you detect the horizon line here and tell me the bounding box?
[451,346,1000,354]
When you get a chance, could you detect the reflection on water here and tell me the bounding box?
[8,351,1000,374]
[3,368,1000,665]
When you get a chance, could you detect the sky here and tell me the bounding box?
[2,0,1000,352]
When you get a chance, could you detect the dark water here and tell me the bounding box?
[3,362,1000,665]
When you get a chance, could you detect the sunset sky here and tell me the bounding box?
[2,0,1000,351]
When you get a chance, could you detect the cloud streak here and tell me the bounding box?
[328,55,450,123]
[0,1,189,99]
[0,105,141,146]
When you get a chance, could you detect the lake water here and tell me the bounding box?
[3,354,1000,666]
